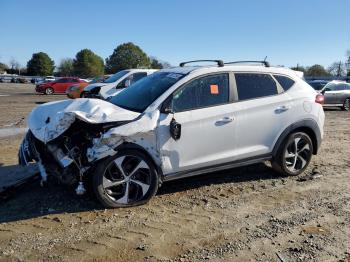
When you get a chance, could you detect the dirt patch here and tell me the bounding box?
[0,83,350,261]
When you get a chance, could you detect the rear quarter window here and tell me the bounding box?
[273,75,295,91]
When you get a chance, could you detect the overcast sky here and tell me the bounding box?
[1,0,349,68]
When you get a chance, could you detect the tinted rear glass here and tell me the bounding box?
[273,75,295,91]
[235,73,278,100]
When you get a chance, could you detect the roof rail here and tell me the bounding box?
[224,60,270,67]
[179,60,224,67]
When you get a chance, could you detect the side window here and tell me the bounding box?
[131,72,147,84]
[235,73,278,101]
[335,84,350,91]
[273,75,295,91]
[116,76,131,89]
[325,84,336,91]
[117,73,147,88]
[172,74,229,112]
[57,78,66,83]
[71,78,79,83]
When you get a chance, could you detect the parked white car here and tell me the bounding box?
[44,76,56,82]
[19,60,325,208]
[82,69,157,99]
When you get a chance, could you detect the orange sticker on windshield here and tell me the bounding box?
[210,84,219,94]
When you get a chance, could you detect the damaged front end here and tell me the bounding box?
[19,120,128,191]
[18,98,143,193]
[18,98,161,196]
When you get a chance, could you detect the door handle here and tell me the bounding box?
[216,116,234,123]
[275,105,290,113]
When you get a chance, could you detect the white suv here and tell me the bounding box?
[19,60,325,208]
[82,69,157,99]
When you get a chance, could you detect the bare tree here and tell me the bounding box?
[9,58,21,74]
[328,61,346,77]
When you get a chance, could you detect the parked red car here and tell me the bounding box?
[36,77,87,95]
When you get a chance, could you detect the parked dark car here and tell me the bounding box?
[307,80,329,91]
[320,81,350,111]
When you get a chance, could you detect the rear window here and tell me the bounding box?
[235,73,278,101]
[273,75,295,91]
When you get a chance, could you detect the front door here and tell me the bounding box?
[323,83,339,104]
[157,73,239,175]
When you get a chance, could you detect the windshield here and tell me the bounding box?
[104,70,129,83]
[322,83,337,91]
[110,72,185,112]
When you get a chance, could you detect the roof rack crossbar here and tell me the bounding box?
[179,60,224,67]
[224,61,270,67]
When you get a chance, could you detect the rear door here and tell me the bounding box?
[232,73,291,159]
[334,84,350,104]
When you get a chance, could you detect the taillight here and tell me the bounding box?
[315,94,324,104]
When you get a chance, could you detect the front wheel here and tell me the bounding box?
[272,132,313,176]
[343,98,350,111]
[93,149,159,208]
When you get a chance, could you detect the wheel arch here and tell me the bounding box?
[272,119,322,157]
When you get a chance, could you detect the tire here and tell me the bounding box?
[343,98,350,111]
[45,87,54,95]
[272,132,313,176]
[93,149,159,208]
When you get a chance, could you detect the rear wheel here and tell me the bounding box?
[93,149,159,208]
[272,132,313,176]
[343,98,350,111]
[45,87,54,95]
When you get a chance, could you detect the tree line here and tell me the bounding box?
[0,42,170,78]
[1,44,349,78]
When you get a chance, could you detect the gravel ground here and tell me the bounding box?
[0,83,349,262]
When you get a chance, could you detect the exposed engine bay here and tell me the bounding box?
[20,120,125,190]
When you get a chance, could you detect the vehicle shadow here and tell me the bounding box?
[158,162,283,195]
[0,162,283,224]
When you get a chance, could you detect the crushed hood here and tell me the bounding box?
[28,98,140,143]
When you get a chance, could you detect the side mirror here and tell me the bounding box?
[170,118,181,140]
